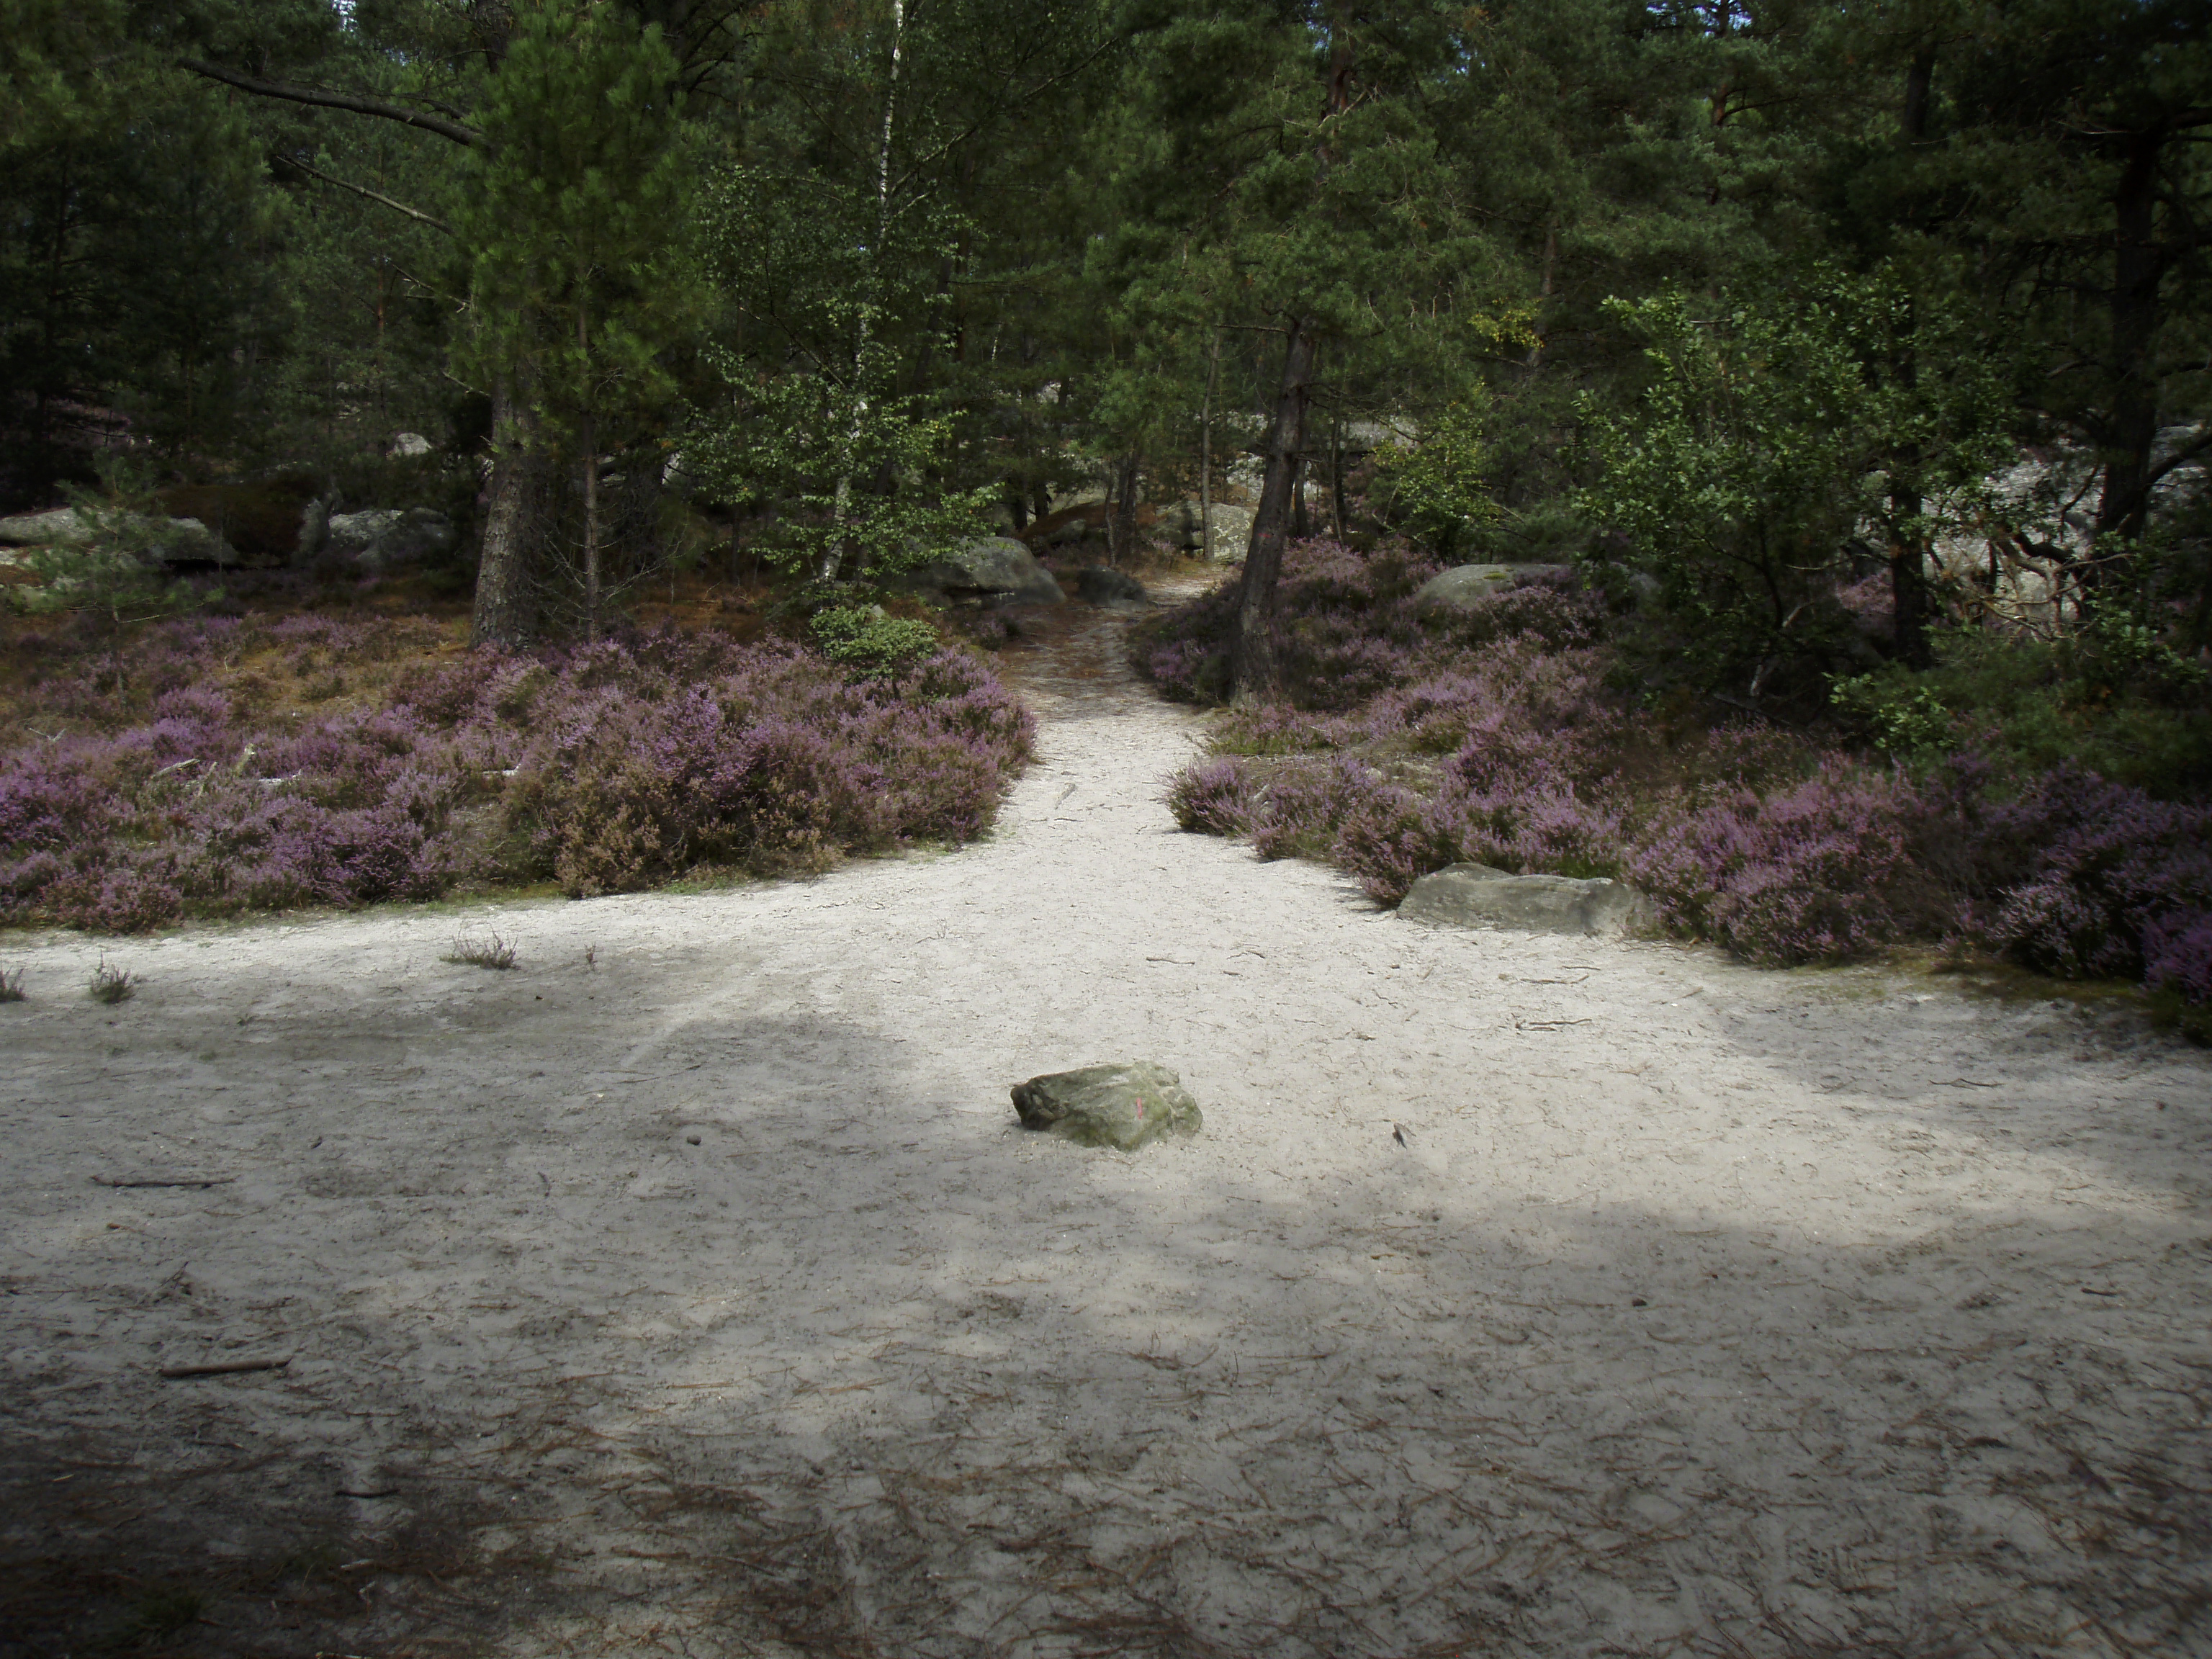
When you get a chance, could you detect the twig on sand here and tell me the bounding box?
[94,1174,235,1189]
[157,1356,292,1380]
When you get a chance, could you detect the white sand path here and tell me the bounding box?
[3,588,2209,1657]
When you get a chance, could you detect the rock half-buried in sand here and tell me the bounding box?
[1398,863,1648,936]
[1010,1062,1202,1151]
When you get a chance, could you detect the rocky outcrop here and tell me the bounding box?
[0,508,94,548]
[1076,565,1146,605]
[896,536,1066,606]
[324,508,459,572]
[1413,563,1575,616]
[1010,1061,1203,1151]
[0,508,241,565]
[1396,863,1647,936]
[1168,500,1253,560]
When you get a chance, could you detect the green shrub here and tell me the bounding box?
[809,606,941,677]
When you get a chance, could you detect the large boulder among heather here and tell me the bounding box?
[1415,563,1575,616]
[1011,1061,1202,1151]
[324,507,459,572]
[0,507,240,566]
[0,508,94,548]
[1398,863,1647,936]
[899,536,1066,606]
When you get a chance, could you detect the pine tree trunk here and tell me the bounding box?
[1200,323,1220,562]
[472,375,539,649]
[1231,315,1318,704]
[2094,128,2164,554]
[1891,472,1930,668]
[1890,43,1935,667]
[580,414,601,642]
[1110,449,1141,567]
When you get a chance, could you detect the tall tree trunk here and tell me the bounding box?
[472,375,540,649]
[1889,467,1930,668]
[580,416,602,642]
[1231,315,1318,703]
[1524,220,1556,375]
[2095,128,2166,552]
[1200,323,1220,561]
[1890,45,1935,667]
[825,0,908,583]
[1329,402,1345,540]
[577,305,603,640]
[1110,449,1141,566]
[1230,3,1349,701]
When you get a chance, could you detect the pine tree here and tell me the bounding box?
[454,1,699,640]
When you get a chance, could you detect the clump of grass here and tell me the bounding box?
[0,966,24,1002]
[445,929,518,970]
[88,956,134,1003]
[117,1583,205,1642]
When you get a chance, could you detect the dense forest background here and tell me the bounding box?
[8,1,2208,653]
[2,0,2209,1012]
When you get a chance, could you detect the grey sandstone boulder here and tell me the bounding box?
[1075,565,1146,605]
[144,516,240,564]
[0,508,94,547]
[0,507,239,565]
[325,508,458,571]
[1414,562,1575,616]
[1169,499,1253,559]
[1398,863,1647,936]
[899,536,1066,606]
[1011,1061,1202,1151]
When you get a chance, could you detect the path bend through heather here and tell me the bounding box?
[3,581,2209,1658]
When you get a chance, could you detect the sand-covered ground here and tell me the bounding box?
[3,588,2209,1658]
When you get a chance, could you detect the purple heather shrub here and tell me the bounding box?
[2144,912,2212,1006]
[1975,768,2212,982]
[1249,755,1387,861]
[0,616,1031,930]
[511,641,1031,899]
[1165,757,1259,835]
[1329,786,1467,904]
[1626,765,1943,965]
[1145,540,2212,1007]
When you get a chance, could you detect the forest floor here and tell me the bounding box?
[3,579,2210,1658]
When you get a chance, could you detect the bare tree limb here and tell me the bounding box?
[274,153,452,234]
[180,58,482,148]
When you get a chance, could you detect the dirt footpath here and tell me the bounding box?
[3,590,2208,1658]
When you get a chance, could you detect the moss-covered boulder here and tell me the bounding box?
[1010,1061,1202,1151]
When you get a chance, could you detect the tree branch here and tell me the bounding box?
[2146,426,2212,490]
[274,153,452,234]
[180,58,482,148]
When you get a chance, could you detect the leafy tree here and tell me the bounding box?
[1582,270,2012,700]
[1368,403,1496,561]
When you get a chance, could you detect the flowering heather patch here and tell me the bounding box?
[0,613,1032,930]
[1144,540,2212,1012]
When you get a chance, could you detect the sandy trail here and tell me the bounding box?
[3,587,2209,1658]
